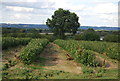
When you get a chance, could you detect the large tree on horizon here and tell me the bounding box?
[46,8,80,39]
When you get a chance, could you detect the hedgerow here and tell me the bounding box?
[2,37,31,50]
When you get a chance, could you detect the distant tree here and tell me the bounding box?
[79,28,100,41]
[104,34,119,42]
[46,8,80,39]
[20,29,26,33]
[29,29,39,33]
[38,29,42,33]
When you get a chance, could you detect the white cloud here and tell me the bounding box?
[1,0,38,2]
[48,0,86,11]
[6,6,34,12]
[77,2,118,26]
[26,0,37,2]
[93,3,117,14]
[1,0,118,26]
[14,14,21,19]
[12,14,31,19]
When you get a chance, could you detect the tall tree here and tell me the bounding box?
[46,8,80,39]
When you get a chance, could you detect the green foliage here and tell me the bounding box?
[20,39,49,64]
[82,67,94,74]
[2,27,42,33]
[40,34,56,42]
[46,8,80,39]
[2,60,17,70]
[78,28,100,41]
[2,37,31,50]
[3,63,9,70]
[74,35,81,40]
[106,45,119,60]
[2,33,56,42]
[54,39,119,62]
[75,50,98,66]
[76,41,119,60]
[8,60,17,67]
[54,39,98,66]
[3,33,41,38]
[96,73,103,77]
[104,34,119,42]
[97,68,106,73]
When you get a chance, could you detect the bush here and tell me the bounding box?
[76,40,119,60]
[104,34,119,42]
[2,37,31,50]
[106,46,119,60]
[2,33,56,42]
[20,39,49,64]
[40,34,56,42]
[78,28,100,41]
[75,50,98,66]
[54,40,99,66]
[74,35,81,40]
[54,39,119,62]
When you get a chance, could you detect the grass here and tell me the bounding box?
[82,66,94,74]
[94,69,118,79]
[2,65,118,79]
[2,57,118,79]
[0,71,1,81]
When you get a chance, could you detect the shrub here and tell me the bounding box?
[20,39,49,64]
[79,28,100,41]
[54,40,98,66]
[2,37,31,50]
[104,34,119,42]
[74,35,81,40]
[106,46,119,60]
[75,50,98,66]
[76,40,119,60]
[54,39,119,63]
[40,35,56,42]
[2,33,56,42]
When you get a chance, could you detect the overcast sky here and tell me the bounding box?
[0,0,119,27]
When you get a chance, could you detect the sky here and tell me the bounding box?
[0,0,119,27]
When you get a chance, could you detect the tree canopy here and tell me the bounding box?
[46,8,80,39]
[79,28,100,41]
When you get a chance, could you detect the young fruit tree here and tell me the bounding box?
[46,8,80,39]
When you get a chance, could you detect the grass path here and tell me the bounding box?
[39,43,82,74]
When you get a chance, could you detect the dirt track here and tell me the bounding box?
[39,43,82,74]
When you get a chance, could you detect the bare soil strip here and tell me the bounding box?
[2,46,24,64]
[39,43,83,74]
[95,55,118,69]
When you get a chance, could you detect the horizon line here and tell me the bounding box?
[0,22,118,27]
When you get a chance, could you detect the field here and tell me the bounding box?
[1,37,119,79]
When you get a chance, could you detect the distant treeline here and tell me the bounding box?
[2,27,119,35]
[2,27,51,34]
[2,27,119,42]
